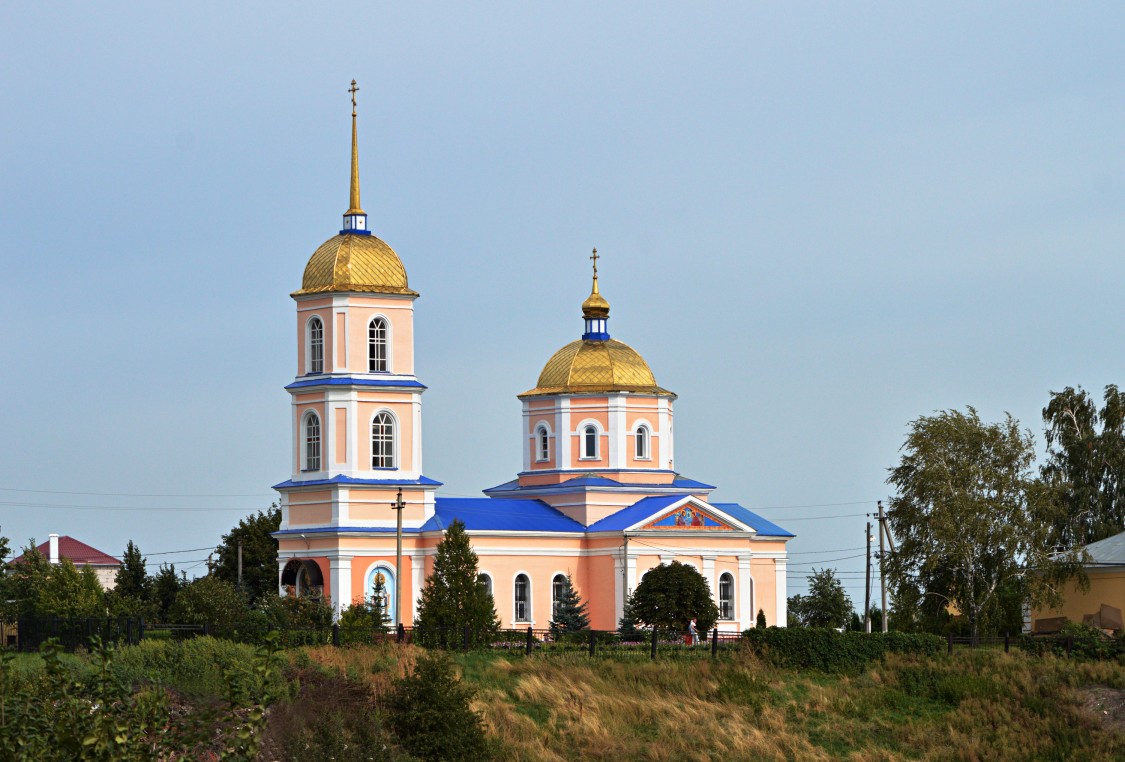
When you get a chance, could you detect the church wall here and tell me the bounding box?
[288,503,333,526]
[341,297,416,376]
[295,298,334,375]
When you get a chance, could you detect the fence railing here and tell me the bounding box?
[7,618,1122,662]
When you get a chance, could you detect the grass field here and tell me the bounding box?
[4,640,1123,760]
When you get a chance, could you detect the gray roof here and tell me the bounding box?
[1084,530,1125,566]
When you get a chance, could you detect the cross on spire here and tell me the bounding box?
[349,79,359,116]
[590,247,599,277]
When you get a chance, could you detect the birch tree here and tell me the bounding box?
[886,408,1076,640]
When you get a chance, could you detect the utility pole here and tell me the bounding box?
[237,541,243,593]
[391,488,405,629]
[864,521,872,634]
[878,500,895,632]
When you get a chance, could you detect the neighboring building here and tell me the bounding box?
[10,533,120,590]
[1032,529,1125,632]
[273,89,793,630]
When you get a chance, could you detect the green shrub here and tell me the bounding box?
[111,636,285,697]
[388,651,492,761]
[739,628,944,673]
[1017,625,1125,661]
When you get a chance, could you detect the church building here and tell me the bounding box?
[273,87,793,631]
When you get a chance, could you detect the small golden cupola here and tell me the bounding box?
[520,249,673,398]
[294,80,417,297]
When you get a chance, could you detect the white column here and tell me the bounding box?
[701,556,716,598]
[329,556,352,620]
[413,393,423,473]
[48,534,59,564]
[521,401,532,472]
[278,561,287,596]
[774,559,787,628]
[559,398,572,470]
[626,551,637,596]
[609,395,626,469]
[412,554,425,623]
[738,556,752,627]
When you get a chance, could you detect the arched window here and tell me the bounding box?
[371,412,395,469]
[582,425,598,459]
[718,572,735,620]
[477,573,492,596]
[368,317,388,372]
[536,425,550,462]
[635,425,650,460]
[551,574,567,620]
[307,316,324,374]
[514,573,531,622]
[365,565,395,625]
[303,412,321,471]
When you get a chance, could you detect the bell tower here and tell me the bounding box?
[274,82,439,618]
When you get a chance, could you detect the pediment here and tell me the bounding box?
[634,497,746,532]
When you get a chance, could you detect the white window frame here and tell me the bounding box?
[477,572,493,597]
[535,424,551,462]
[303,411,321,472]
[718,572,735,621]
[371,410,397,469]
[306,315,324,375]
[368,315,390,373]
[513,572,532,624]
[634,424,651,460]
[551,573,568,621]
[578,421,601,460]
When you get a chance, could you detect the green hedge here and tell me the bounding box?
[739,628,944,673]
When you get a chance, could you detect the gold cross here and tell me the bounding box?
[349,80,359,116]
[590,247,599,276]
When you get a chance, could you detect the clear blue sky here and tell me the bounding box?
[2,3,1123,607]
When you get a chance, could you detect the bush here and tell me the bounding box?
[168,576,249,628]
[388,651,492,761]
[111,636,286,698]
[739,628,944,673]
[1017,624,1125,661]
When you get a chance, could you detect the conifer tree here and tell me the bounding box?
[617,591,645,641]
[114,541,150,601]
[415,520,499,647]
[548,574,589,638]
[151,563,182,621]
[756,608,767,629]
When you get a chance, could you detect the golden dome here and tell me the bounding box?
[519,338,674,398]
[581,276,610,319]
[293,233,418,297]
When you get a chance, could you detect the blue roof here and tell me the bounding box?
[274,475,443,490]
[285,376,427,391]
[711,503,795,537]
[587,495,683,531]
[427,498,586,533]
[484,474,716,493]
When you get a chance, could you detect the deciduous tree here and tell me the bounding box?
[788,568,852,628]
[1041,385,1125,548]
[886,408,1079,640]
[629,561,718,632]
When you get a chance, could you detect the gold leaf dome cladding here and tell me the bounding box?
[293,233,418,297]
[520,339,674,398]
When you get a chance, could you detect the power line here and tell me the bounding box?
[0,486,273,498]
[0,500,255,513]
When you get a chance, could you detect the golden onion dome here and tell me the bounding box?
[581,277,610,319]
[519,338,674,398]
[292,233,418,297]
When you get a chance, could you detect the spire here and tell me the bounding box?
[581,247,611,340]
[342,80,370,234]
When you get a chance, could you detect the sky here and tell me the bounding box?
[2,2,1124,608]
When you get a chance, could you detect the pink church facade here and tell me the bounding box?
[273,95,792,632]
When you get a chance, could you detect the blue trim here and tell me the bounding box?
[275,526,416,535]
[484,473,716,493]
[582,332,611,341]
[274,475,443,490]
[339,229,373,236]
[286,377,427,390]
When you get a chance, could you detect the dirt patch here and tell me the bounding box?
[1079,685,1125,733]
